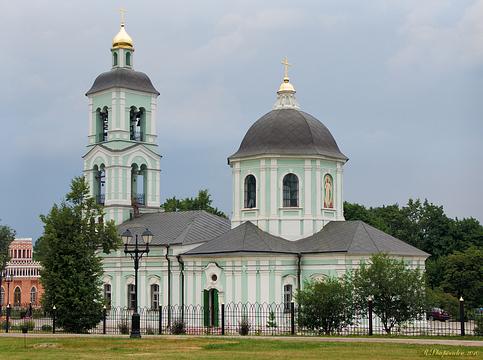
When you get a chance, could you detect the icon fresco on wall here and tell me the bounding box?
[323,174,334,208]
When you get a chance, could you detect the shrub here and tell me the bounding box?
[238,318,250,336]
[145,326,155,335]
[21,320,35,331]
[118,319,130,335]
[41,324,53,332]
[171,319,186,335]
[0,320,7,331]
[474,317,483,336]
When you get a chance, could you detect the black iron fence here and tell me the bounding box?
[0,302,481,336]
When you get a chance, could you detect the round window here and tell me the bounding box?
[211,274,218,282]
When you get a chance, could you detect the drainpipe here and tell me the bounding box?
[165,245,171,327]
[297,253,302,294]
[177,255,185,321]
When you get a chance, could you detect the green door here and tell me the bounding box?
[203,289,219,327]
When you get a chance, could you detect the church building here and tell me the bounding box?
[85,21,428,320]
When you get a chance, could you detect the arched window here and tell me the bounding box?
[126,52,131,66]
[14,287,21,307]
[127,284,136,310]
[131,163,147,206]
[244,175,256,208]
[104,284,112,308]
[113,52,118,66]
[150,284,159,310]
[94,164,106,205]
[129,107,145,141]
[323,174,334,208]
[96,107,109,142]
[283,284,293,313]
[283,173,299,207]
[0,287,4,306]
[30,287,37,305]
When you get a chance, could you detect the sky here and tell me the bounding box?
[1,0,482,240]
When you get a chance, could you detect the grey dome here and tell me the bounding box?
[229,109,347,161]
[86,68,159,96]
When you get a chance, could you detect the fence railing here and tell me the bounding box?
[0,302,481,336]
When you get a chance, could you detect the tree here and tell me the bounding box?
[37,176,120,333]
[352,253,426,334]
[266,310,277,335]
[0,222,15,272]
[161,189,227,218]
[425,288,459,318]
[442,247,483,308]
[296,277,354,335]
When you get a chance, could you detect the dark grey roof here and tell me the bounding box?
[184,221,298,255]
[297,221,429,257]
[86,68,160,96]
[118,211,230,246]
[183,220,429,257]
[229,109,348,161]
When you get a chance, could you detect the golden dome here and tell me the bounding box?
[112,24,134,50]
[278,77,295,93]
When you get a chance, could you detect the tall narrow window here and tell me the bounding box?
[30,287,37,305]
[96,107,109,142]
[129,107,144,141]
[113,52,118,66]
[126,52,131,66]
[14,287,21,307]
[150,284,159,310]
[244,175,256,208]
[94,164,106,205]
[283,284,293,313]
[0,287,4,306]
[127,284,136,310]
[104,284,112,308]
[283,173,299,207]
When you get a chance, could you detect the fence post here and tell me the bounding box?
[158,305,163,335]
[368,297,373,336]
[52,305,56,334]
[221,304,225,335]
[459,297,465,336]
[290,302,295,335]
[5,304,10,333]
[103,306,107,335]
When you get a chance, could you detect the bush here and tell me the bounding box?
[0,320,7,331]
[426,288,459,318]
[145,326,155,335]
[21,320,35,331]
[238,318,250,336]
[474,316,483,336]
[118,319,130,335]
[41,324,53,332]
[297,277,354,335]
[171,319,186,335]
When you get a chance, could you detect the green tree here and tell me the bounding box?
[425,288,459,318]
[352,253,426,334]
[0,222,15,272]
[266,310,277,335]
[37,176,120,333]
[161,189,227,218]
[296,277,354,335]
[441,247,483,308]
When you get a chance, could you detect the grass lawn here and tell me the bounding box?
[0,337,481,360]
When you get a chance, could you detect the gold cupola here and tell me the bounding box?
[273,57,300,110]
[112,23,134,50]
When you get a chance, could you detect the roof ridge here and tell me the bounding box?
[295,110,316,148]
[173,212,198,244]
[359,221,380,252]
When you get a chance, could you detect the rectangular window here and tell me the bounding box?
[151,284,159,310]
[104,284,112,309]
[283,284,293,313]
[127,284,136,310]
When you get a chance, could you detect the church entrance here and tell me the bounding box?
[203,289,219,327]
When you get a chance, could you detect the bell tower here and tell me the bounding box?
[83,15,161,225]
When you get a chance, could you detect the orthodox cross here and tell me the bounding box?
[281,56,292,78]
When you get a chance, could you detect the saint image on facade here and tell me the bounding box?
[323,174,334,208]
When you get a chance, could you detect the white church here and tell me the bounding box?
[83,21,428,323]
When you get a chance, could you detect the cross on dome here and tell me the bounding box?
[281,56,292,80]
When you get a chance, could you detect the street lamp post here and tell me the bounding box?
[5,273,13,307]
[0,270,4,316]
[122,228,153,338]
